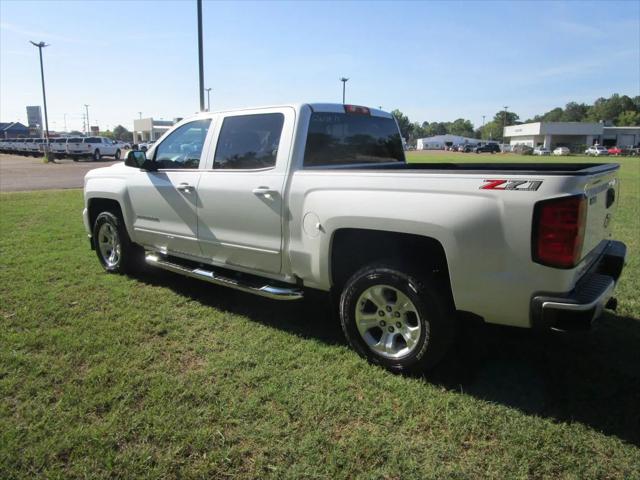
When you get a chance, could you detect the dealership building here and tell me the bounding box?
[416,134,486,150]
[504,122,640,149]
[132,117,180,144]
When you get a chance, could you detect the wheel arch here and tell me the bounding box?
[329,228,455,308]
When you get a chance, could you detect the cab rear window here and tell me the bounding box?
[303,112,404,167]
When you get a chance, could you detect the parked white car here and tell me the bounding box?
[50,138,70,157]
[83,103,626,373]
[553,147,570,156]
[533,146,551,156]
[585,145,609,156]
[68,136,124,161]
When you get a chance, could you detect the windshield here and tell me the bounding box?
[304,112,404,167]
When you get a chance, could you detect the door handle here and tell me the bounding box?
[252,186,277,197]
[177,182,194,193]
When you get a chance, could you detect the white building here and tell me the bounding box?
[416,134,483,150]
[132,117,181,143]
[504,122,640,149]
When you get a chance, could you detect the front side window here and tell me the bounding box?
[214,113,284,169]
[154,119,212,169]
[304,112,404,167]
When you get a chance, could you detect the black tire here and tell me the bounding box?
[115,149,121,160]
[339,263,455,373]
[92,210,143,274]
[93,149,101,161]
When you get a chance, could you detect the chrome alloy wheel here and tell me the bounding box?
[97,222,121,268]
[355,284,426,359]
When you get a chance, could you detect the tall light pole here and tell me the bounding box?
[340,77,349,104]
[30,41,50,141]
[84,104,90,135]
[138,111,142,119]
[197,0,205,112]
[63,113,67,132]
[502,106,509,143]
[205,88,212,111]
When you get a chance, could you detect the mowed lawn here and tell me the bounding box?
[1,155,639,479]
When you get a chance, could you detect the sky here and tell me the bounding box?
[1,0,638,132]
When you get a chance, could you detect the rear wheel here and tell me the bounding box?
[339,263,455,373]
[93,211,143,274]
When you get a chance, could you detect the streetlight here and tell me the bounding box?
[197,0,205,112]
[138,111,142,119]
[29,41,50,143]
[340,77,349,104]
[63,113,68,132]
[205,87,212,111]
[84,104,90,135]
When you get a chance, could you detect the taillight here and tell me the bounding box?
[344,105,370,115]
[533,195,587,268]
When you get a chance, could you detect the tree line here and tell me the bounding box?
[392,93,640,144]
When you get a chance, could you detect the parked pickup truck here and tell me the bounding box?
[83,103,626,372]
[69,136,124,161]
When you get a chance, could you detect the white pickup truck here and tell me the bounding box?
[83,103,626,372]
[68,136,124,161]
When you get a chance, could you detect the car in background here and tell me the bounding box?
[67,136,123,161]
[585,145,609,156]
[474,143,501,154]
[139,140,155,152]
[552,147,570,156]
[608,147,623,156]
[533,146,551,156]
[50,138,69,158]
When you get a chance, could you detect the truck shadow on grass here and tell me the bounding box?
[137,269,640,447]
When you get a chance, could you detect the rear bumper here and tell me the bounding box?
[531,240,626,330]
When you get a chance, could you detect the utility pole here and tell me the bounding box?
[197,0,205,112]
[30,41,50,142]
[138,111,142,119]
[205,87,212,111]
[340,77,349,104]
[63,113,67,132]
[502,106,509,143]
[84,104,90,135]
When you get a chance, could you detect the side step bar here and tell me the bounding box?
[145,253,303,301]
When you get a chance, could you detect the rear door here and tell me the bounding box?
[196,108,294,274]
[126,118,213,258]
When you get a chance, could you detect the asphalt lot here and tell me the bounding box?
[0,153,120,192]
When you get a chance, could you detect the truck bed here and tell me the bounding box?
[314,162,619,176]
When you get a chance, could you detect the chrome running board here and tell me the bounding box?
[145,253,303,301]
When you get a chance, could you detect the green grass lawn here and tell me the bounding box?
[1,155,639,478]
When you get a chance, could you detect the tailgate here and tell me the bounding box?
[581,167,619,258]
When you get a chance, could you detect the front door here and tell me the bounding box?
[127,118,212,258]
[197,110,293,274]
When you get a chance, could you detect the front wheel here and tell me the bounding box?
[339,263,455,373]
[115,149,121,160]
[93,149,101,161]
[93,211,143,273]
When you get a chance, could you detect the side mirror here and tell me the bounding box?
[125,150,156,171]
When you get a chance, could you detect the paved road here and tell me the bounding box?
[0,154,120,192]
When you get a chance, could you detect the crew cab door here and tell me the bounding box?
[126,118,213,258]
[196,108,294,274]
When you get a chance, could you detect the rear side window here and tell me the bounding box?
[214,113,284,169]
[304,112,404,167]
[85,137,101,144]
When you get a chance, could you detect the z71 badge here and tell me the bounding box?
[480,179,543,191]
